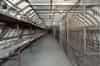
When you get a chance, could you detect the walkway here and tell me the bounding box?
[3,35,72,66]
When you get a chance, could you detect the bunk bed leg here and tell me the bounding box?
[30,46,33,53]
[17,52,22,66]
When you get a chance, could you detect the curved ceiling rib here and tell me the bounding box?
[73,14,86,27]
[2,0,46,27]
[78,13,93,25]
[8,0,20,4]
[77,15,89,26]
[90,7,100,17]
[6,0,20,9]
[87,7,100,23]
[25,0,44,22]
[5,0,31,16]
[82,12,98,25]
[67,13,87,27]
[89,7,100,24]
[78,17,88,26]
[86,10,99,24]
[77,7,100,26]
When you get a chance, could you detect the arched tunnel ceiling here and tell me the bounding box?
[29,0,79,26]
[0,0,100,29]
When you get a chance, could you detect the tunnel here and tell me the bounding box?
[0,0,100,66]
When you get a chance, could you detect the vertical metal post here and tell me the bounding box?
[49,0,53,19]
[16,24,22,66]
[64,14,69,54]
[53,26,56,37]
[17,51,22,66]
[30,27,33,53]
[17,24,20,37]
[59,22,62,43]
[66,14,69,45]
[83,27,87,54]
[83,4,87,54]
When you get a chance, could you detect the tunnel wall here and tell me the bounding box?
[0,22,45,59]
[58,4,100,66]
[62,21,100,66]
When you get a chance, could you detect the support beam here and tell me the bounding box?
[25,0,44,23]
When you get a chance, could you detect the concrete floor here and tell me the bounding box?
[3,35,72,66]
